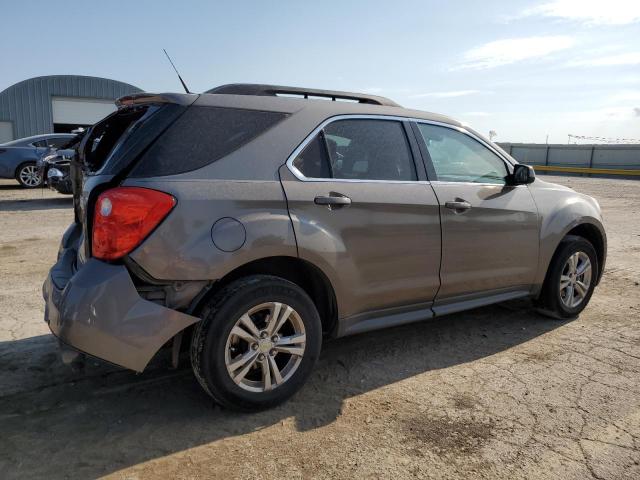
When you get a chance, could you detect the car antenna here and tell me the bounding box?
[163,49,191,94]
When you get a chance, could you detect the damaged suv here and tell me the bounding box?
[44,84,606,410]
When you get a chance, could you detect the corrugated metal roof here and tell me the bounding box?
[0,75,142,139]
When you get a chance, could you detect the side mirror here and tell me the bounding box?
[510,164,535,185]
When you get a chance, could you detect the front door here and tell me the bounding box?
[413,122,539,310]
[280,117,441,326]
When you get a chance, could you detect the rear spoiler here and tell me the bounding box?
[116,92,197,108]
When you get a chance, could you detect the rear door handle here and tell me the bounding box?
[314,194,351,209]
[445,199,472,212]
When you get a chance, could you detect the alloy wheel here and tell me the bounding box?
[559,251,592,308]
[19,165,42,187]
[224,302,306,393]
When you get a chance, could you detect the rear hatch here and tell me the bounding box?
[71,93,196,264]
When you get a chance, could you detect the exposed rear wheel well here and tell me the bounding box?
[192,256,338,336]
[565,224,605,282]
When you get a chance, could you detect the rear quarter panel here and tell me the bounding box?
[124,178,297,281]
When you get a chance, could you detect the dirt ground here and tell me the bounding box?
[0,175,639,480]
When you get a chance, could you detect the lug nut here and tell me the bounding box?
[258,353,266,361]
[260,331,268,339]
[271,335,279,342]
[269,349,276,356]
[251,344,258,350]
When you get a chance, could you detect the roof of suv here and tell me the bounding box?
[117,84,463,128]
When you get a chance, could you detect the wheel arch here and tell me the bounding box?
[537,218,607,297]
[14,159,37,178]
[189,256,339,337]
[564,223,606,284]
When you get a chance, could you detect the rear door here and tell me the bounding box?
[413,122,539,312]
[280,116,441,329]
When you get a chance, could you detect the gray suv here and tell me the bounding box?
[43,84,606,410]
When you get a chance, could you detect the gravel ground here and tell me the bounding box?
[0,175,639,480]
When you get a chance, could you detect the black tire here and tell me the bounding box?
[190,275,322,411]
[536,235,598,319]
[15,162,43,188]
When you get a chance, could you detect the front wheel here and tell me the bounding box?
[190,275,322,411]
[16,162,43,188]
[537,235,598,319]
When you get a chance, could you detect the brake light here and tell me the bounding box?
[92,187,176,260]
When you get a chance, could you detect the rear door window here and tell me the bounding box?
[292,119,417,181]
[292,133,332,179]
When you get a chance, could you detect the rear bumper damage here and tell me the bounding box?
[43,242,199,372]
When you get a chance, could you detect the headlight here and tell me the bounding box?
[47,168,64,179]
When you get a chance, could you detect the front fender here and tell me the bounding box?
[531,182,606,293]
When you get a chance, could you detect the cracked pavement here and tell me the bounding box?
[0,176,638,479]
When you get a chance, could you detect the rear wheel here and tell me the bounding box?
[190,275,322,411]
[16,162,42,188]
[537,235,598,319]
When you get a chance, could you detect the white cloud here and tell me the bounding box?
[561,106,640,122]
[523,0,640,25]
[568,52,640,67]
[457,36,576,69]
[410,90,482,98]
[608,90,640,102]
[462,112,492,117]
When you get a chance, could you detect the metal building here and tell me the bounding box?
[0,75,142,143]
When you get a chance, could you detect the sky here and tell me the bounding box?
[1,0,639,143]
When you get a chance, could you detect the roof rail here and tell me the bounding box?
[205,83,401,107]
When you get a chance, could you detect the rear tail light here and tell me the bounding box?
[92,187,176,260]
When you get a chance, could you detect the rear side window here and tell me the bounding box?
[132,106,287,177]
[292,119,417,181]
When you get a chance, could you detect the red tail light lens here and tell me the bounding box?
[92,187,176,260]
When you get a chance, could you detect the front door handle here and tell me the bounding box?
[445,199,472,212]
[314,193,351,209]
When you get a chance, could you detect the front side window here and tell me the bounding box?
[292,119,417,181]
[417,124,508,184]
